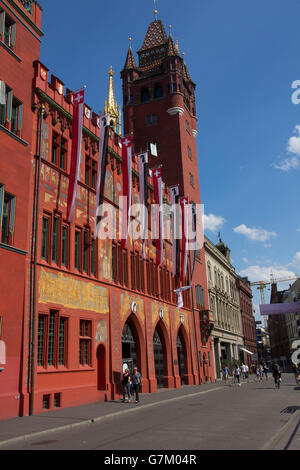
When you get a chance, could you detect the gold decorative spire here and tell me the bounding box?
[104,66,121,136]
[154,0,158,20]
[175,38,179,53]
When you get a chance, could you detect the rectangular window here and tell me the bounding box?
[1,192,15,245]
[41,216,49,260]
[58,317,67,366]
[51,132,67,169]
[38,312,68,369]
[189,173,194,188]
[122,250,128,286]
[79,320,92,366]
[187,145,192,161]
[2,13,16,49]
[61,224,68,267]
[131,252,136,290]
[83,229,89,273]
[51,132,59,165]
[37,315,46,367]
[52,215,59,263]
[10,97,22,134]
[47,311,55,366]
[60,138,67,170]
[75,229,81,270]
[91,237,95,276]
[186,120,191,134]
[85,155,97,188]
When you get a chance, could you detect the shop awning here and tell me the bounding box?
[239,347,254,355]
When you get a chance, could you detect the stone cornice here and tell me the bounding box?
[167,107,184,116]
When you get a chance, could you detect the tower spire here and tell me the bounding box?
[104,66,121,135]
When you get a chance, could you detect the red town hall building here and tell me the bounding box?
[0,1,215,420]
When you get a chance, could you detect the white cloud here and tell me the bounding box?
[272,156,299,171]
[296,229,300,232]
[289,252,300,269]
[234,224,277,242]
[203,213,226,233]
[239,265,296,283]
[264,244,272,248]
[287,125,300,155]
[242,257,248,263]
[272,125,300,171]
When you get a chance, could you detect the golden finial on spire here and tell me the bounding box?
[129,36,132,48]
[175,39,179,52]
[104,66,121,135]
[168,25,172,37]
[154,0,158,20]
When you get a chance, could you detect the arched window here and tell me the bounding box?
[154,84,163,99]
[141,88,150,103]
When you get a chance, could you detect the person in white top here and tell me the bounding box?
[241,364,247,381]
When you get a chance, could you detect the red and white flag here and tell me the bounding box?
[67,89,85,222]
[180,196,189,282]
[153,167,163,265]
[174,285,192,309]
[121,136,132,248]
[94,114,110,238]
[170,185,179,277]
[138,152,149,259]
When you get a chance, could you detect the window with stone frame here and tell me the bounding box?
[0,185,16,246]
[51,131,68,170]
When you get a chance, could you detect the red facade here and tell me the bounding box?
[236,277,257,367]
[0,6,215,420]
[0,0,42,419]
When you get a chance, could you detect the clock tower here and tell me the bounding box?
[121,13,214,380]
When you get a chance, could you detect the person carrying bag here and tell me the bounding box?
[131,367,142,404]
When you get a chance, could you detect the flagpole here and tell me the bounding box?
[188,252,202,385]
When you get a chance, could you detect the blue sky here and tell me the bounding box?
[39,0,300,318]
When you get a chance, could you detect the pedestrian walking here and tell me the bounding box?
[235,365,241,386]
[272,362,281,389]
[121,368,131,402]
[263,363,269,381]
[292,363,300,384]
[222,365,229,384]
[131,367,142,403]
[245,364,249,380]
[241,363,247,381]
[256,366,261,381]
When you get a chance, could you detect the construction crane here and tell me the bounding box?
[250,276,299,305]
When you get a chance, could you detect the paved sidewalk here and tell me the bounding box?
[0,380,224,447]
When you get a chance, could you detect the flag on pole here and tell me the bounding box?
[170,185,179,277]
[180,196,189,282]
[94,114,110,238]
[190,202,197,279]
[67,89,85,222]
[138,152,148,259]
[121,136,132,249]
[174,285,192,309]
[152,167,163,266]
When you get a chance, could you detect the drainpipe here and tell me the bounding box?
[29,104,44,416]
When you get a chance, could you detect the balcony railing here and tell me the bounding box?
[17,0,33,14]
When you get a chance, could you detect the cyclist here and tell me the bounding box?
[272,362,281,388]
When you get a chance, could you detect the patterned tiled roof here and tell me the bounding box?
[123,46,137,70]
[138,20,168,52]
[166,36,178,57]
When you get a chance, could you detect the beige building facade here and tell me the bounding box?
[204,237,244,379]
